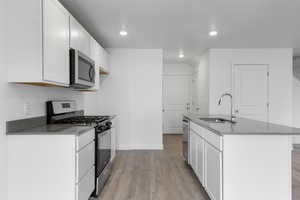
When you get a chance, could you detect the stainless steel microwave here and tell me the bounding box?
[70,49,95,89]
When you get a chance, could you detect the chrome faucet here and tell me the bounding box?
[218,93,236,122]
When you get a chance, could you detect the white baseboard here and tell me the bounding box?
[163,128,183,134]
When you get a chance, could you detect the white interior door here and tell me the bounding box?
[163,75,191,134]
[233,64,269,122]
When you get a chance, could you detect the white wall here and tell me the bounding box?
[192,52,209,115]
[293,57,300,128]
[163,63,193,75]
[86,49,163,150]
[208,49,293,126]
[0,0,7,198]
[84,91,100,115]
[1,1,7,199]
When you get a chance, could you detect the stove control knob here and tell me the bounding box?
[106,122,112,126]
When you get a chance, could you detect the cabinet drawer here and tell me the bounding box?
[204,129,223,151]
[190,121,222,151]
[76,167,95,200]
[190,121,206,138]
[77,129,95,151]
[76,141,95,182]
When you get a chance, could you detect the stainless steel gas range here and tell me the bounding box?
[46,100,112,197]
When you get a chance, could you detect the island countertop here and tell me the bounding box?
[184,113,300,136]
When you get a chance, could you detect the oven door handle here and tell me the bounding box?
[98,129,111,136]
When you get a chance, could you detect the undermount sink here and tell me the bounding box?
[199,117,235,123]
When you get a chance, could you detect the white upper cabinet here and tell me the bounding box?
[7,0,108,87]
[7,0,70,86]
[99,47,110,73]
[70,16,91,57]
[43,0,70,85]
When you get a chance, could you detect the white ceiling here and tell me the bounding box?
[60,0,300,65]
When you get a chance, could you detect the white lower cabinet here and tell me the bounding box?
[189,121,222,200]
[76,167,95,200]
[111,116,117,161]
[188,121,293,200]
[205,143,222,200]
[189,130,197,171]
[76,141,95,182]
[111,126,116,161]
[76,130,95,200]
[7,129,95,200]
[196,135,205,184]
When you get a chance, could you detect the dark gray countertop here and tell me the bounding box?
[7,124,94,136]
[184,113,300,136]
[6,114,117,136]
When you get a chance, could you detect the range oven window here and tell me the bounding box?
[61,103,70,108]
[97,129,111,176]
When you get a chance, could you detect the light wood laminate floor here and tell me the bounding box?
[98,134,209,200]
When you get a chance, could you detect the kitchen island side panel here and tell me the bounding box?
[223,135,292,200]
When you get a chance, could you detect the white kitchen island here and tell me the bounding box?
[184,113,300,200]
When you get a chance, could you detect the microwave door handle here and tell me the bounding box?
[89,66,95,82]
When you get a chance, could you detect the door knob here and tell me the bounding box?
[235,109,239,114]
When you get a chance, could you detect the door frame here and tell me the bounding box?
[231,63,270,122]
[162,74,192,134]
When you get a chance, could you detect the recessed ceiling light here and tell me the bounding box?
[179,53,184,58]
[119,30,128,36]
[209,30,218,37]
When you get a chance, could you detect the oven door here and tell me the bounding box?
[97,129,111,177]
[93,128,112,197]
[70,49,95,89]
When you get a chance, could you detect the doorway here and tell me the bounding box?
[232,64,270,122]
[162,74,192,134]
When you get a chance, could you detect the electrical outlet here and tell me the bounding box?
[23,102,30,116]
